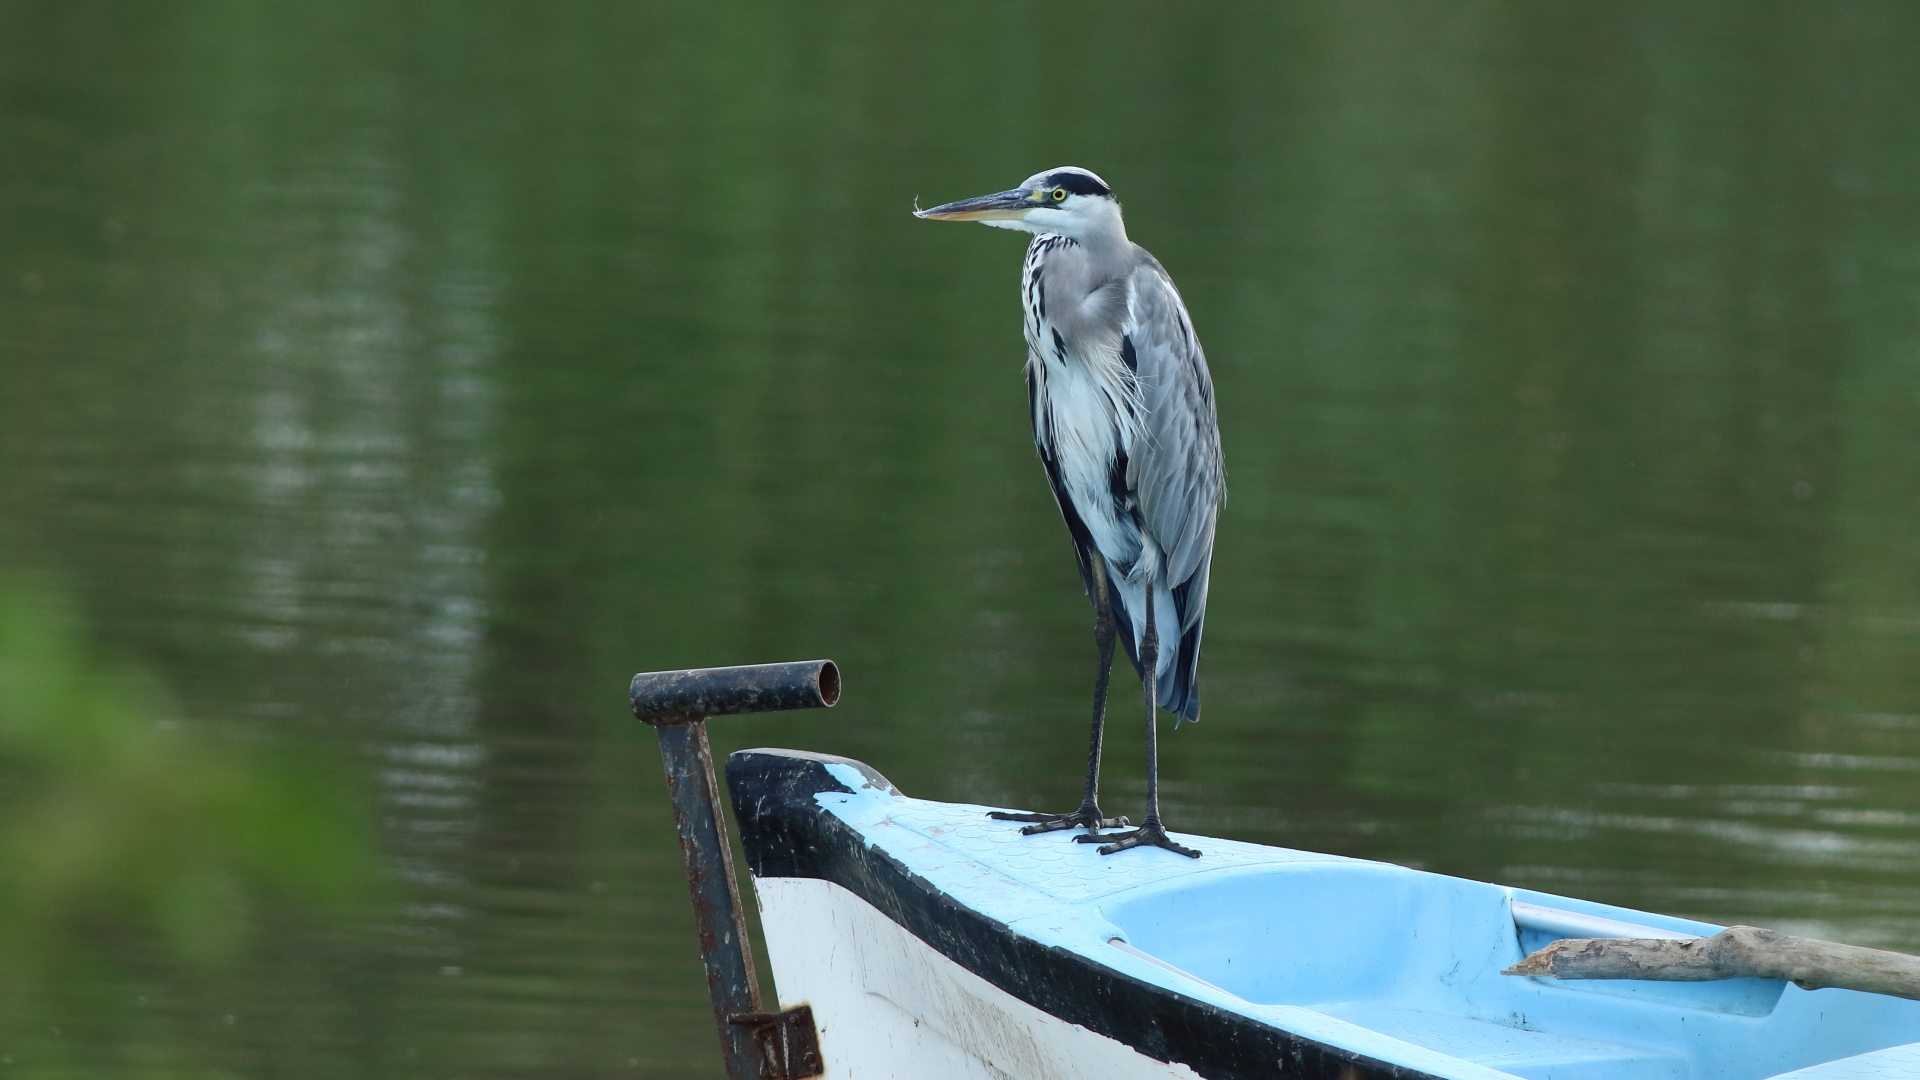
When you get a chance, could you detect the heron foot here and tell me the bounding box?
[989,805,1130,835]
[1075,820,1201,858]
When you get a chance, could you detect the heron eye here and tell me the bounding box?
[1052,187,1067,201]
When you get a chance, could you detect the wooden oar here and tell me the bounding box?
[1505,925,1920,1001]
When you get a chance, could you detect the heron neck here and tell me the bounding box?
[1077,204,1130,257]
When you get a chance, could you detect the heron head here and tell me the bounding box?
[914,167,1123,244]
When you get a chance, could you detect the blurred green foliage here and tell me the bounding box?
[0,575,377,1075]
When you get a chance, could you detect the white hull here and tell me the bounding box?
[756,877,1200,1079]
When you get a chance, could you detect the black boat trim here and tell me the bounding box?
[726,748,1449,1080]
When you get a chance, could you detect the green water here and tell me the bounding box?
[3,1,1919,1075]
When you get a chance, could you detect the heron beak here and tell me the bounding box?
[914,188,1036,222]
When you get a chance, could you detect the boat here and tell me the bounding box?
[725,747,1920,1080]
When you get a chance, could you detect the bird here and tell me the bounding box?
[916,167,1223,858]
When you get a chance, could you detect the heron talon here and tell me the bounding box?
[1075,820,1200,858]
[988,807,1126,835]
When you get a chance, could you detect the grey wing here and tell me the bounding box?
[1123,254,1224,632]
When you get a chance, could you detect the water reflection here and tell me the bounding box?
[231,156,502,927]
[1,0,1919,1075]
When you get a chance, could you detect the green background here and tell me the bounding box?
[3,1,1919,1075]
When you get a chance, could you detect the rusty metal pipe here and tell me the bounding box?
[631,660,839,723]
[632,661,836,1080]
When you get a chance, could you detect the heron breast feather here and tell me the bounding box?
[1045,359,1140,567]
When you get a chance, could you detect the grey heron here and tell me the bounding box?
[917,167,1223,858]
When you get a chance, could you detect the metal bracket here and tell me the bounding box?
[632,661,838,1080]
[729,1005,824,1079]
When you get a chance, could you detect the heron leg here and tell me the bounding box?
[990,554,1130,835]
[1075,582,1201,858]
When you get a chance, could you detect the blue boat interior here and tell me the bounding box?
[797,759,1920,1080]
